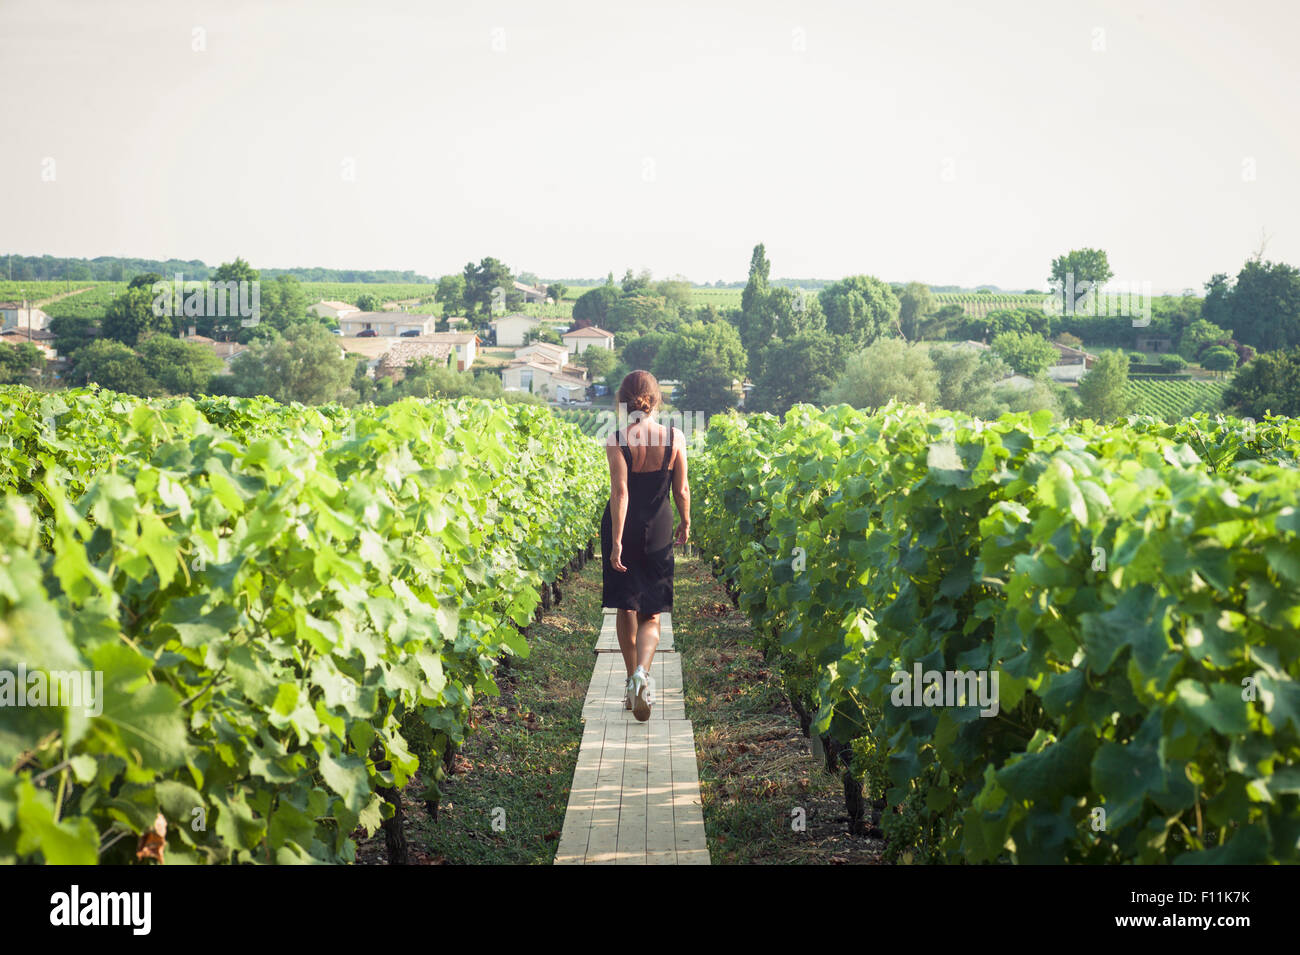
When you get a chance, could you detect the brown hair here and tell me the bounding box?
[616,369,661,416]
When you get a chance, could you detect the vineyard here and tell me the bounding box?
[692,404,1300,863]
[0,386,604,863]
[550,407,612,437]
[38,283,129,319]
[931,292,1047,320]
[1127,377,1227,420]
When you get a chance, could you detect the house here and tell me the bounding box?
[339,312,435,337]
[494,312,540,347]
[513,281,550,304]
[309,300,360,321]
[549,374,590,402]
[181,327,247,366]
[0,302,51,332]
[418,332,479,370]
[0,327,58,361]
[514,341,568,372]
[1135,335,1174,353]
[561,325,615,356]
[1047,342,1098,382]
[376,341,453,381]
[502,359,558,395]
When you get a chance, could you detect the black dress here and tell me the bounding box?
[601,426,675,614]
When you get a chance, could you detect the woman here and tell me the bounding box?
[601,369,690,722]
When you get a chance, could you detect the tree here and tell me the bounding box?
[824,338,940,410]
[572,284,622,328]
[620,331,670,372]
[1224,345,1300,418]
[818,275,900,351]
[463,258,521,318]
[747,329,844,415]
[355,292,381,312]
[1076,351,1134,421]
[1049,248,1113,289]
[1178,319,1229,361]
[137,335,224,394]
[897,282,936,340]
[212,257,259,284]
[259,274,307,331]
[743,244,769,327]
[226,323,357,405]
[102,285,172,346]
[651,276,692,313]
[928,345,1011,414]
[621,268,652,295]
[991,331,1058,376]
[545,282,568,304]
[0,341,45,385]
[1202,272,1232,330]
[604,294,678,336]
[1217,259,1300,352]
[48,316,98,362]
[1201,345,1239,373]
[436,274,467,316]
[71,339,160,396]
[654,321,747,417]
[578,344,616,379]
[128,272,163,291]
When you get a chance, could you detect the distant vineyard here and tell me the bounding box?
[1127,377,1227,420]
[932,292,1048,320]
[39,283,129,318]
[0,281,93,303]
[297,283,438,306]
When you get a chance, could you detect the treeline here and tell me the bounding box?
[0,253,432,284]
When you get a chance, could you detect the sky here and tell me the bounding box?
[2,0,1297,292]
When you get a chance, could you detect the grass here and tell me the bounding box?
[354,556,603,864]
[353,546,883,865]
[671,551,883,864]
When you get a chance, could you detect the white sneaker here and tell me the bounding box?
[631,666,651,722]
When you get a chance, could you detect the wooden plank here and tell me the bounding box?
[645,720,676,864]
[556,613,708,865]
[668,720,709,864]
[584,721,627,864]
[554,721,607,864]
[595,610,675,652]
[616,723,649,864]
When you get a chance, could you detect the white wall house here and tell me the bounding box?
[513,281,549,304]
[339,312,435,337]
[514,341,568,373]
[419,332,479,370]
[0,303,51,332]
[309,300,360,321]
[501,359,588,401]
[562,325,615,355]
[494,312,540,346]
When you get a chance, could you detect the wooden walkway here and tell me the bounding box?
[555,610,709,864]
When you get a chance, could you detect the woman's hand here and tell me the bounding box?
[609,541,627,572]
[673,521,690,547]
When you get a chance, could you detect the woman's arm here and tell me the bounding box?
[605,432,629,571]
[671,427,690,545]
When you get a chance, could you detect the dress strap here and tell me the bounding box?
[616,429,632,468]
[661,425,673,471]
